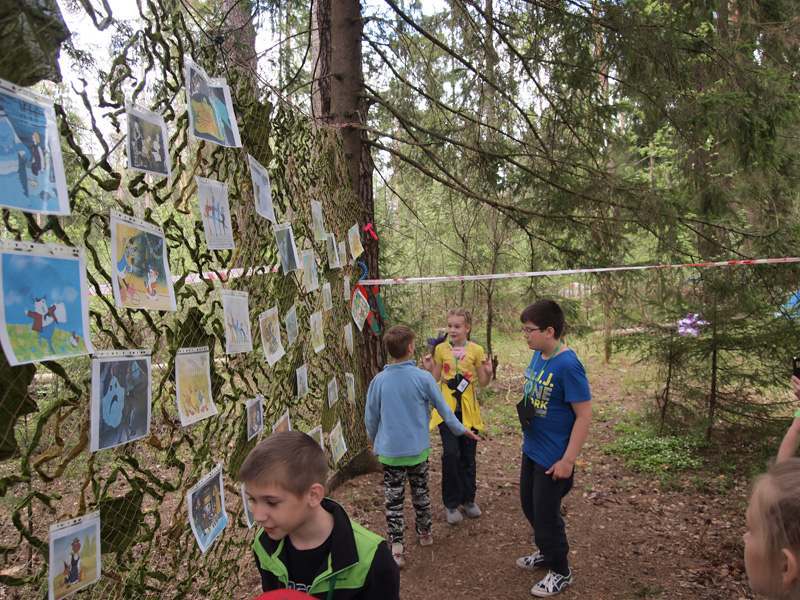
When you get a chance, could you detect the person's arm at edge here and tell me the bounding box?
[778,418,800,462]
[364,380,380,442]
[359,540,400,600]
[547,399,592,480]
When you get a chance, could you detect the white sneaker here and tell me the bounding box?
[462,501,481,518]
[445,507,463,524]
[531,569,573,597]
[391,543,405,568]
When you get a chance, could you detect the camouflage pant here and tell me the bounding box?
[383,459,431,544]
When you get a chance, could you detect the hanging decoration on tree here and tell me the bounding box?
[125,101,171,178]
[677,313,709,336]
[184,57,241,147]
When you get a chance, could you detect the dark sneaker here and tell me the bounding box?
[516,550,546,570]
[531,569,573,597]
[462,502,482,518]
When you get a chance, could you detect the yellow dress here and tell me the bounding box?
[429,341,486,432]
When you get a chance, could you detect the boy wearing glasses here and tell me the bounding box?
[515,300,592,597]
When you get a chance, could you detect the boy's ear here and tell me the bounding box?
[307,482,325,507]
[780,548,799,587]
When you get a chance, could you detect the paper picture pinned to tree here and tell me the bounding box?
[296,364,308,399]
[0,241,94,366]
[350,286,370,331]
[301,250,319,292]
[241,483,256,529]
[338,241,348,268]
[272,409,291,434]
[344,323,354,356]
[326,233,340,269]
[330,420,347,464]
[222,290,252,354]
[90,350,151,452]
[348,224,364,259]
[196,177,235,250]
[285,304,298,345]
[322,282,332,312]
[48,511,100,600]
[310,200,326,241]
[248,154,275,222]
[0,77,69,215]
[308,425,324,451]
[343,276,351,301]
[310,311,325,353]
[274,222,300,274]
[345,372,356,404]
[175,346,218,426]
[184,57,242,147]
[246,395,264,441]
[327,377,338,408]
[188,465,228,553]
[125,102,171,178]
[110,210,177,311]
[258,306,284,365]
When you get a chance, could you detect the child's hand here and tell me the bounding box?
[463,429,482,442]
[481,355,493,376]
[422,353,434,371]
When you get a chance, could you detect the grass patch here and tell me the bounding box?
[603,422,707,474]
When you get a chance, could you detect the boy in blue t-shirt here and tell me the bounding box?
[514,299,592,597]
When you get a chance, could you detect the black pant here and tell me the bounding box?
[438,424,477,509]
[519,453,574,576]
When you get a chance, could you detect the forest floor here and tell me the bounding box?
[325,336,784,600]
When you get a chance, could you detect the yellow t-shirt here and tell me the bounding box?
[430,341,486,432]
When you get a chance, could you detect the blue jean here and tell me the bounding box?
[438,424,477,509]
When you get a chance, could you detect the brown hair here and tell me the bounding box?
[520,299,565,339]
[752,459,800,558]
[447,308,473,340]
[238,430,328,497]
[384,325,415,359]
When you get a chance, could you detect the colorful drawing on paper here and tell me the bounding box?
[310,311,325,353]
[247,154,275,222]
[310,200,326,241]
[90,352,151,452]
[285,304,298,345]
[246,395,264,441]
[326,233,340,269]
[301,249,319,292]
[338,241,348,268]
[322,282,332,312]
[348,223,364,259]
[188,465,228,553]
[126,102,171,178]
[327,377,338,408]
[241,483,256,529]
[184,58,241,147]
[222,290,252,354]
[330,420,347,464]
[48,511,101,600]
[110,210,177,311]
[350,287,370,331]
[196,176,235,250]
[258,306,284,365]
[345,372,355,404]
[296,364,308,399]
[274,222,300,274]
[308,425,324,451]
[0,242,93,366]
[272,409,291,434]
[175,347,218,426]
[344,323,354,356]
[0,78,69,215]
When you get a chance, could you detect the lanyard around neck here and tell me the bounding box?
[525,342,562,406]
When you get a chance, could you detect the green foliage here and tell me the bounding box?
[603,422,707,473]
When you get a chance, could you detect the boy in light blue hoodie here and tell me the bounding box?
[365,325,481,568]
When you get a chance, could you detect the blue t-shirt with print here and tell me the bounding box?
[521,348,591,469]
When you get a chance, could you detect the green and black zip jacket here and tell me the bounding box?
[252,498,400,600]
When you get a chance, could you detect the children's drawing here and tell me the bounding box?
[347,223,364,259]
[326,233,340,269]
[350,287,370,332]
[285,304,298,345]
[330,420,347,464]
[272,409,291,434]
[241,482,256,529]
[338,241,348,268]
[110,210,177,312]
[48,511,100,600]
[345,372,355,405]
[0,77,69,215]
[308,425,324,451]
[296,364,308,399]
[196,176,235,250]
[90,350,151,452]
[247,154,275,222]
[310,200,326,242]
[301,249,319,293]
[322,282,332,312]
[184,58,242,147]
[188,465,228,553]
[258,306,285,366]
[310,311,325,354]
[125,102,171,178]
[0,241,94,366]
[222,290,252,355]
[343,275,351,301]
[274,222,300,274]
[175,347,218,427]
[246,395,264,441]
[344,323,354,356]
[327,377,338,408]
